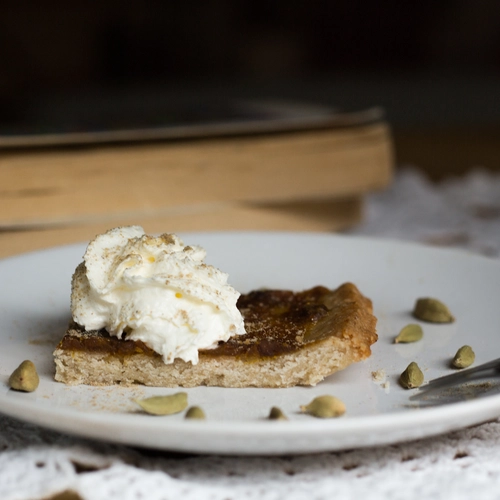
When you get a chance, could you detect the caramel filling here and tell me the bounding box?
[58,283,376,362]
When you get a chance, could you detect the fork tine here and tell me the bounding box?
[420,358,500,391]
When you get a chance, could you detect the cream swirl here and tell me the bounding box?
[71,226,245,364]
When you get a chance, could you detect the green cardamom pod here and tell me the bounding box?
[8,360,39,392]
[185,406,206,420]
[452,345,475,369]
[134,392,188,415]
[413,298,454,323]
[395,324,424,343]
[268,406,288,421]
[300,395,345,418]
[399,361,424,389]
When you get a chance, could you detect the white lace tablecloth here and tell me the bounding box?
[2,168,500,500]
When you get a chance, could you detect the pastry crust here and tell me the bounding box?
[53,282,377,388]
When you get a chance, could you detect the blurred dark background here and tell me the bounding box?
[1,1,500,178]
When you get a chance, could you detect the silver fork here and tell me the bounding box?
[422,358,500,391]
[410,358,500,402]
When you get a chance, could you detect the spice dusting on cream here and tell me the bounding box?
[71,226,245,364]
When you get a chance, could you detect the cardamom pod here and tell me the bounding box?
[185,406,206,420]
[268,406,288,421]
[399,361,424,389]
[395,324,423,343]
[134,392,188,415]
[300,395,345,418]
[8,360,39,392]
[452,345,475,369]
[413,298,454,323]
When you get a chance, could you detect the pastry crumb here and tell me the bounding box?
[371,369,386,383]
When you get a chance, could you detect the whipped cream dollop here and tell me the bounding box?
[71,226,245,364]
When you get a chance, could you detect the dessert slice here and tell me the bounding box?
[54,282,377,388]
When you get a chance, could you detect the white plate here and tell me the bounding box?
[1,232,500,455]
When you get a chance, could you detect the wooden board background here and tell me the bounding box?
[0,123,392,228]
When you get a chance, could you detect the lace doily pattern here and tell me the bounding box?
[2,414,500,500]
[350,167,500,257]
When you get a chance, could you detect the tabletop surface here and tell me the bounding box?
[1,167,500,500]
